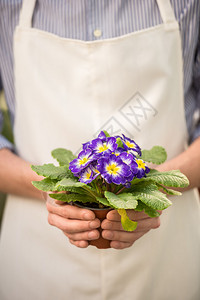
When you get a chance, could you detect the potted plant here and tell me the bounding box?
[31,131,189,248]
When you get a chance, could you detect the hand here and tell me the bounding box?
[46,201,101,248]
[101,210,161,250]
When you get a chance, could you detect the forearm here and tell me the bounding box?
[157,136,200,190]
[0,148,43,200]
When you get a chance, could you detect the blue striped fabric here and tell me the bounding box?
[0,0,199,150]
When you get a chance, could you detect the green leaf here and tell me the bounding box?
[156,183,182,196]
[129,181,158,193]
[49,193,94,203]
[141,146,167,164]
[32,178,59,192]
[32,178,87,194]
[104,191,138,209]
[96,197,111,207]
[134,201,160,218]
[55,178,101,201]
[117,209,137,231]
[131,189,172,210]
[63,187,88,195]
[103,130,110,137]
[31,164,68,180]
[51,148,76,166]
[143,205,160,218]
[119,180,172,211]
[116,137,123,148]
[146,169,189,188]
[133,200,144,212]
[56,178,86,188]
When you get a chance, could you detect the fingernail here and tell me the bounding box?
[88,231,97,240]
[102,222,112,230]
[105,231,113,239]
[83,213,93,220]
[89,220,99,229]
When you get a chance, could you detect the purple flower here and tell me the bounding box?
[90,137,118,156]
[119,153,136,182]
[119,152,134,165]
[113,147,125,156]
[69,131,150,187]
[82,141,91,150]
[121,135,141,156]
[79,167,99,184]
[69,149,97,174]
[82,131,108,151]
[97,154,132,185]
[131,158,150,178]
[97,131,107,141]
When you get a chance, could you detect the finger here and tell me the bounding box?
[48,213,100,233]
[55,200,68,205]
[102,216,161,232]
[46,202,96,221]
[64,229,100,241]
[102,229,150,243]
[69,239,89,248]
[110,240,133,250]
[106,209,155,222]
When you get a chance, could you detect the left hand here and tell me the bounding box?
[101,209,161,249]
[46,199,101,248]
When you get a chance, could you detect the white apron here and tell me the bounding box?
[0,0,200,299]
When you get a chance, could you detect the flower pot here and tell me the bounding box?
[74,202,112,249]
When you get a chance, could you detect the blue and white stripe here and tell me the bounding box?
[0,0,199,150]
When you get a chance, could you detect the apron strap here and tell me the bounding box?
[18,0,176,28]
[19,0,36,27]
[156,0,176,23]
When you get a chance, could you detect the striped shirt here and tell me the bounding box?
[0,0,199,150]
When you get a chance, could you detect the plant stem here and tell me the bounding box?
[106,182,111,192]
[82,186,99,200]
[116,186,126,195]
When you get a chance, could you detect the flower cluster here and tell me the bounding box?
[69,131,150,186]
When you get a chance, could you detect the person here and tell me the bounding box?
[0,1,200,299]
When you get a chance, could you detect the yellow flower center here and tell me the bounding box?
[99,143,109,153]
[136,159,145,170]
[113,152,120,156]
[125,141,135,149]
[106,163,120,175]
[79,157,88,165]
[86,171,92,179]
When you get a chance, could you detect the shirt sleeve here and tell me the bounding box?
[190,22,200,143]
[0,76,15,151]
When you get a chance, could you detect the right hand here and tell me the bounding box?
[46,200,101,248]
[101,209,161,249]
